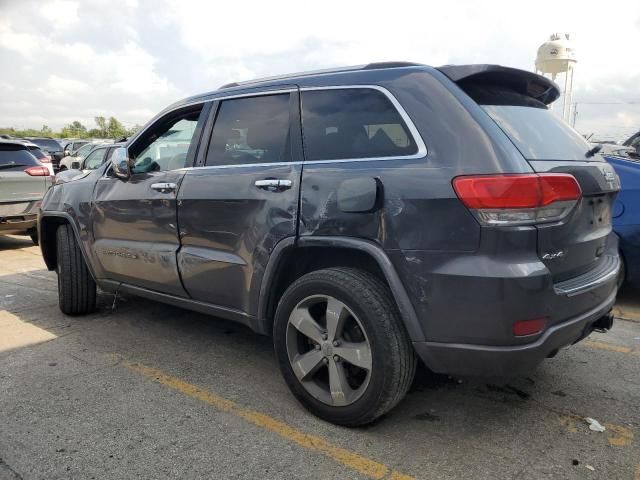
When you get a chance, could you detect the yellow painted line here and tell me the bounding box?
[604,423,634,447]
[126,362,414,480]
[558,414,635,447]
[613,306,640,324]
[635,463,640,480]
[583,340,635,354]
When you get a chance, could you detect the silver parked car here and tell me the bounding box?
[0,140,53,244]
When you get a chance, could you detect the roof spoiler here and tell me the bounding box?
[437,64,560,105]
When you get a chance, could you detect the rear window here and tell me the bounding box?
[301,88,418,161]
[0,147,38,168]
[29,139,61,151]
[482,105,598,161]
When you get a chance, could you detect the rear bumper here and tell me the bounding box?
[0,214,37,234]
[413,288,617,376]
[388,230,621,376]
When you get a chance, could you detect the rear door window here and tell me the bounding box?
[300,88,418,161]
[206,93,291,166]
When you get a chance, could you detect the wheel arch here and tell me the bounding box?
[257,236,425,341]
[39,212,97,280]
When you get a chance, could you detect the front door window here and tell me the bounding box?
[130,111,202,174]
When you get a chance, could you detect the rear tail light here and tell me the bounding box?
[452,173,582,225]
[512,317,546,337]
[40,156,52,163]
[24,166,51,176]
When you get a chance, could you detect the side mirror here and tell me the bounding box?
[110,147,132,180]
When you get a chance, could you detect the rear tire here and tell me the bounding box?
[56,224,96,315]
[28,228,38,245]
[273,267,416,426]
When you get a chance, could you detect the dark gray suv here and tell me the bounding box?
[38,62,621,426]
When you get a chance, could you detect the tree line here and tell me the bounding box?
[0,117,142,140]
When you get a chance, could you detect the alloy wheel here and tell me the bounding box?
[285,295,372,406]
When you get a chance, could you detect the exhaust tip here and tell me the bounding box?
[592,311,614,333]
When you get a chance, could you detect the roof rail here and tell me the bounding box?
[217,61,422,90]
[362,61,420,70]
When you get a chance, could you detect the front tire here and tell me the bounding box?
[56,224,96,315]
[273,267,416,426]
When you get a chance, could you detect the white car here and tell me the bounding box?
[58,142,102,171]
[591,142,636,157]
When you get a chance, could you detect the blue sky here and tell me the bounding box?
[1,0,639,141]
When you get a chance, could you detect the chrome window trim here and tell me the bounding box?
[187,85,427,171]
[130,85,426,173]
[185,161,299,172]
[127,88,297,146]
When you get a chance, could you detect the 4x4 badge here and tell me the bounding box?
[542,250,566,260]
[598,166,617,188]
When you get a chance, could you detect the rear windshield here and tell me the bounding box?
[0,147,38,168]
[461,84,598,161]
[29,138,61,151]
[482,105,598,161]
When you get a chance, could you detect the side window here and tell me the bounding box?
[83,148,106,170]
[206,93,290,166]
[130,106,203,174]
[301,88,418,161]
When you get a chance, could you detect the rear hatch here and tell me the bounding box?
[0,145,49,218]
[440,65,620,283]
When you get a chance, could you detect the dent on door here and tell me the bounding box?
[176,163,300,314]
[91,170,187,296]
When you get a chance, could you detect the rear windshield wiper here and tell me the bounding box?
[585,144,603,158]
[0,163,27,170]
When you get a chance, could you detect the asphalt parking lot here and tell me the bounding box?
[0,235,639,480]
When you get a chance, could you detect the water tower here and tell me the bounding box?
[535,33,577,122]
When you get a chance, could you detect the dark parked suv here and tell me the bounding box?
[38,62,621,426]
[26,138,64,170]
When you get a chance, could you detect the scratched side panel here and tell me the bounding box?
[299,160,479,251]
[177,163,301,314]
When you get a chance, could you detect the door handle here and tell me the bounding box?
[254,179,292,190]
[151,182,177,193]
